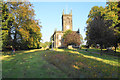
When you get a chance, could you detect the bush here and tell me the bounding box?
[46,48,49,50]
[81,45,86,48]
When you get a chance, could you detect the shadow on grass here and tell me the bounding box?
[61,48,119,66]
[41,50,119,78]
[1,49,119,78]
[76,49,119,63]
[2,49,68,78]
[81,48,120,57]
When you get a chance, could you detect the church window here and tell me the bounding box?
[59,42,61,46]
[59,35,61,39]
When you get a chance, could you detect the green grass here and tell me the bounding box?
[2,49,67,78]
[41,49,119,78]
[1,49,120,78]
[81,48,120,56]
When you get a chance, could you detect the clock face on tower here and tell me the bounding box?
[66,25,70,29]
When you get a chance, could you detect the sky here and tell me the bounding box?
[31,2,106,44]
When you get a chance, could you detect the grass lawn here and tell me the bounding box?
[81,48,120,57]
[1,49,67,78]
[42,49,119,78]
[1,49,120,78]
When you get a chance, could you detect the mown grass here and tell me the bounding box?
[80,48,120,57]
[2,49,67,78]
[1,49,119,78]
[42,49,119,78]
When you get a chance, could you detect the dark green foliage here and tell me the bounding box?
[87,16,115,50]
[86,2,120,52]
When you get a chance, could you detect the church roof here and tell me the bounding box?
[52,31,63,36]
[52,30,77,36]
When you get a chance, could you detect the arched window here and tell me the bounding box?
[59,42,61,46]
[59,35,61,39]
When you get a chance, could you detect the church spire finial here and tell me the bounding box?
[63,9,64,15]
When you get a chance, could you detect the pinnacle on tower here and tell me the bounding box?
[77,28,80,34]
[63,9,64,15]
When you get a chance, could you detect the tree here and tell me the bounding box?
[87,16,115,52]
[2,0,42,50]
[2,2,14,49]
[85,6,105,47]
[86,5,117,53]
[62,30,72,39]
[40,42,50,50]
[86,6,104,24]
[103,2,120,52]
[63,30,82,47]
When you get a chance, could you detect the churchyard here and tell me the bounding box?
[1,48,120,78]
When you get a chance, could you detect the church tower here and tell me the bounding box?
[62,10,72,32]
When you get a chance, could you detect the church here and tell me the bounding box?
[51,10,80,48]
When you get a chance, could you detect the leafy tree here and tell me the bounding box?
[40,42,50,50]
[62,30,72,39]
[103,2,120,52]
[2,0,42,50]
[63,30,82,47]
[87,16,115,52]
[85,6,105,46]
[2,2,14,49]
[86,6,104,24]
[85,5,118,53]
[45,41,51,47]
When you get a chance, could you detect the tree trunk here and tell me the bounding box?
[8,30,11,45]
[100,44,103,55]
[101,48,102,51]
[115,46,117,53]
[13,30,17,49]
[8,27,12,46]
[114,43,118,53]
